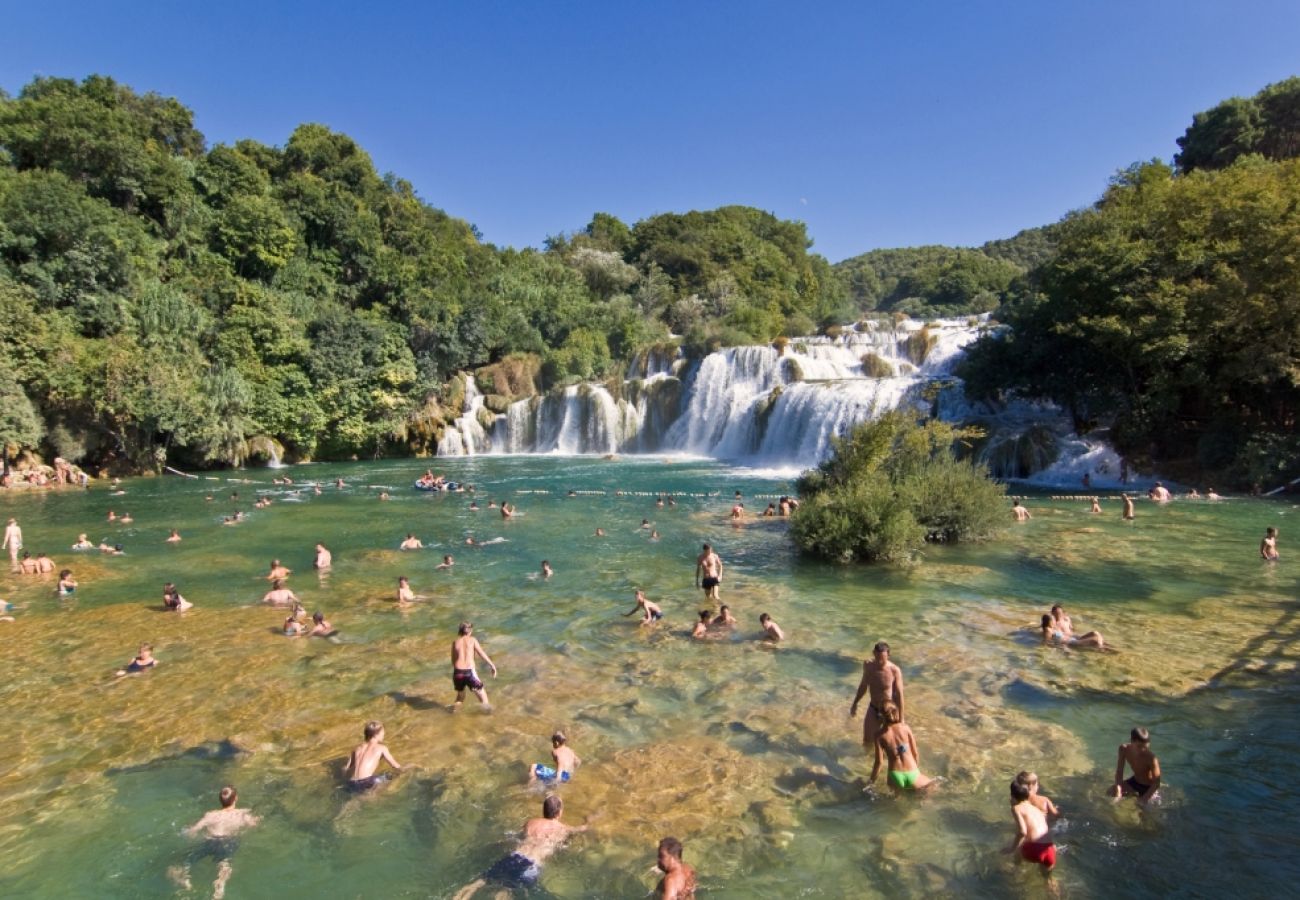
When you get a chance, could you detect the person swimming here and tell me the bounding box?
[528,731,581,784]
[308,611,334,637]
[343,720,401,792]
[117,643,158,676]
[56,569,77,595]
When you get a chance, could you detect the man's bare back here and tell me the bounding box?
[186,806,260,839]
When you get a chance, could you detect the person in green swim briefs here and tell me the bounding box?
[870,702,935,793]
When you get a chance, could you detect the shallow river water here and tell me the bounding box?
[0,456,1296,899]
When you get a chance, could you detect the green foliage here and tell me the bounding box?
[861,352,894,378]
[834,244,1024,317]
[790,412,1007,562]
[0,359,43,459]
[1175,77,1300,173]
[961,155,1300,484]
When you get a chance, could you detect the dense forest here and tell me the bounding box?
[2,73,1298,486]
[0,76,851,471]
[961,77,1300,487]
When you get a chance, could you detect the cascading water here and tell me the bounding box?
[437,376,492,456]
[437,317,1133,483]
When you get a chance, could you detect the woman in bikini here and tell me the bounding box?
[871,702,935,793]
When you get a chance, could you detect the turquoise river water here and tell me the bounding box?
[0,456,1296,898]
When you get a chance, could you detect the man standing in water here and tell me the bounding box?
[656,836,697,899]
[343,720,402,791]
[314,543,332,570]
[695,543,723,602]
[451,622,498,710]
[1110,726,1161,805]
[170,786,260,900]
[452,795,588,899]
[850,642,905,760]
[1012,500,1032,521]
[4,518,21,572]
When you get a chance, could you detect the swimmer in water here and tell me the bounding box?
[396,576,417,604]
[528,731,581,784]
[758,612,784,642]
[266,559,291,581]
[283,613,305,636]
[163,583,193,611]
[655,836,697,900]
[308,611,334,637]
[1261,526,1279,561]
[469,500,480,511]
[650,530,660,541]
[641,518,652,529]
[436,555,454,570]
[56,569,78,595]
[343,720,402,792]
[71,533,93,550]
[166,529,182,543]
[1041,613,1104,649]
[623,589,663,624]
[168,786,260,899]
[1016,771,1060,817]
[692,609,712,638]
[399,534,423,550]
[116,643,158,676]
[1122,494,1135,520]
[712,605,736,627]
[594,528,606,537]
[314,543,332,570]
[451,795,588,900]
[451,622,497,711]
[1006,778,1055,873]
[261,579,299,606]
[1012,500,1031,521]
[540,560,553,579]
[1090,497,1102,514]
[870,702,934,793]
[1110,726,1161,806]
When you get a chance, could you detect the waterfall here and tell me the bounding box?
[436,316,1128,478]
[438,377,494,456]
[267,448,284,469]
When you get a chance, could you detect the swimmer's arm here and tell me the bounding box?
[850,669,869,715]
[381,747,402,771]
[893,666,905,720]
[1043,796,1060,816]
[622,603,641,616]
[1004,809,1028,853]
[343,752,355,777]
[1110,744,1127,796]
[694,560,702,586]
[475,642,498,675]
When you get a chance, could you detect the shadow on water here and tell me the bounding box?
[104,738,252,776]
[1188,603,1300,694]
[386,689,446,711]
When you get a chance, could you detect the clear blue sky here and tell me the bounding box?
[3,1,1298,262]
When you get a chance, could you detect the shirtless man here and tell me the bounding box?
[451,622,498,710]
[6,519,25,571]
[1012,500,1032,522]
[18,551,38,574]
[528,731,581,784]
[656,836,696,900]
[540,560,553,579]
[1090,497,1102,514]
[343,720,402,792]
[1261,526,1280,561]
[1016,771,1059,817]
[399,534,423,550]
[1150,482,1171,503]
[436,555,454,570]
[1110,727,1161,805]
[452,795,588,900]
[1122,494,1135,521]
[34,552,55,574]
[314,543,332,570]
[712,605,736,627]
[1006,779,1055,872]
[308,611,334,637]
[396,576,417,604]
[167,529,182,543]
[758,613,784,641]
[850,641,904,759]
[170,786,260,900]
[623,589,662,624]
[261,579,299,606]
[266,559,291,581]
[695,543,723,602]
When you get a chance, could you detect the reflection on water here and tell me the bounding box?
[0,458,1296,897]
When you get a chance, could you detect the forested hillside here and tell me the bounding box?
[0,76,846,471]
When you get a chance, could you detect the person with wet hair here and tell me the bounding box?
[758,613,784,642]
[451,622,497,710]
[851,641,903,760]
[656,836,696,899]
[528,730,581,784]
[1015,771,1059,816]
[170,785,260,899]
[692,610,711,638]
[343,720,401,792]
[1110,727,1161,805]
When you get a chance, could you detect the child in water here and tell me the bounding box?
[528,731,580,784]
[117,643,158,676]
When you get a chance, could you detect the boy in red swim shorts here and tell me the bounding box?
[1007,779,1056,871]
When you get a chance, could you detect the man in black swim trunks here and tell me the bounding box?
[850,641,904,762]
[1110,726,1161,806]
[343,720,402,792]
[451,795,588,900]
[695,543,723,602]
[452,622,498,711]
